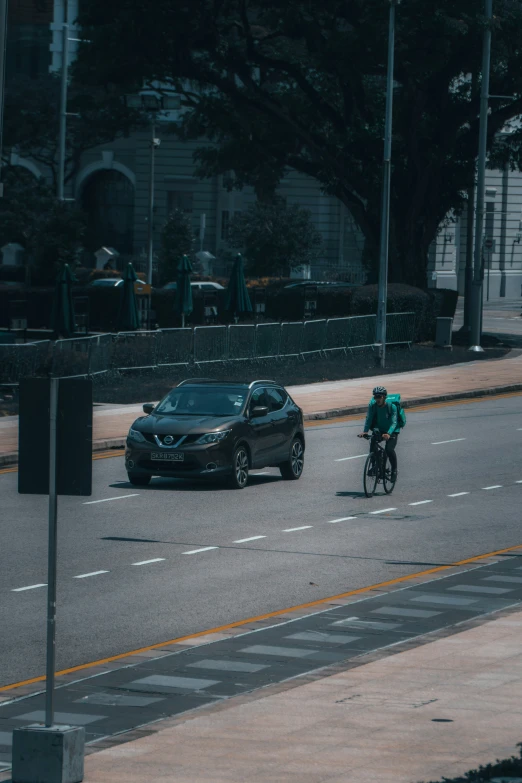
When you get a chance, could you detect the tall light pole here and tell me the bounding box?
[0,0,9,198]
[147,117,159,286]
[124,93,180,286]
[57,22,69,200]
[376,0,400,369]
[469,0,493,352]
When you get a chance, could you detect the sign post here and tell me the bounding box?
[45,377,59,729]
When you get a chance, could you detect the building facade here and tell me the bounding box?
[4,0,522,296]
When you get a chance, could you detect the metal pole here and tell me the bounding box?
[486,251,490,301]
[45,377,59,728]
[147,118,155,286]
[461,184,475,333]
[469,0,493,351]
[376,0,398,368]
[57,23,69,200]
[0,0,8,197]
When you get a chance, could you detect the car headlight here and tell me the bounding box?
[196,430,231,445]
[128,428,146,443]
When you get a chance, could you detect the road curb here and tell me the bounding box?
[302,382,522,421]
[1,383,521,469]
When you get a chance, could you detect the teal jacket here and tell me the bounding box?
[364,399,399,435]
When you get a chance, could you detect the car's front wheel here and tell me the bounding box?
[229,446,249,489]
[128,473,151,486]
[280,438,304,480]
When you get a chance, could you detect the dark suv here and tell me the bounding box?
[125,379,305,489]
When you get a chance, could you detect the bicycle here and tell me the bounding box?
[360,432,397,498]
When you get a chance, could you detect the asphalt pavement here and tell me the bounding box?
[1,394,521,687]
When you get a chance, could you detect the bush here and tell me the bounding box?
[350,283,434,341]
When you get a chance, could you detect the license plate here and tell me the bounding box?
[150,452,184,462]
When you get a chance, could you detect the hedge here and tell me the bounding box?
[0,282,459,336]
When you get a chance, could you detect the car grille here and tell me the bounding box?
[142,433,199,445]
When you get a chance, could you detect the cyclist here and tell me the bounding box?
[358,386,399,482]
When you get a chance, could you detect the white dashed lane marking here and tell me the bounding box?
[182,547,218,555]
[73,571,109,579]
[12,584,47,592]
[431,438,466,445]
[83,494,140,505]
[369,508,397,515]
[132,558,166,566]
[327,516,357,524]
[233,536,267,544]
[8,479,522,593]
[335,455,367,462]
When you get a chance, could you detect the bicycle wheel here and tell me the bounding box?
[363,453,379,498]
[383,458,396,494]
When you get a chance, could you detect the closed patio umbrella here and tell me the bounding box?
[118,262,140,331]
[174,254,193,328]
[224,253,252,321]
[51,263,76,338]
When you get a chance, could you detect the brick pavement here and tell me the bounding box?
[79,608,522,783]
[1,353,522,464]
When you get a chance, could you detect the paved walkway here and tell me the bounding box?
[1,353,522,462]
[78,607,522,783]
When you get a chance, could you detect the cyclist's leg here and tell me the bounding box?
[368,433,379,475]
[385,434,398,474]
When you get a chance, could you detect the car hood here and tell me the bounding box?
[132,413,239,435]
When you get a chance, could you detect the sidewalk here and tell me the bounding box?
[80,606,522,783]
[1,352,522,465]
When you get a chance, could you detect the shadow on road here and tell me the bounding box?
[336,490,374,498]
[109,474,280,492]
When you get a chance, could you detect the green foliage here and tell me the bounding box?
[0,167,87,281]
[227,198,322,276]
[159,209,196,284]
[75,0,522,286]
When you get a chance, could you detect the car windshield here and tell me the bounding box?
[155,386,247,416]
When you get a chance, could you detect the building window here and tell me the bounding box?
[167,191,193,214]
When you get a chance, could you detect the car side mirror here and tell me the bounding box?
[143,403,155,415]
[251,405,269,418]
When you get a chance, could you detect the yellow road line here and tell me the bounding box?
[2,540,522,694]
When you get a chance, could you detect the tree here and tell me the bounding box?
[0,167,86,280]
[228,197,322,276]
[75,0,522,286]
[159,208,195,284]
[3,74,144,191]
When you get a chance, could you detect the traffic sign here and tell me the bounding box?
[484,237,493,250]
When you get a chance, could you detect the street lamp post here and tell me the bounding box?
[469,0,493,352]
[124,93,180,286]
[57,22,69,201]
[147,117,159,287]
[0,0,9,198]
[376,0,400,369]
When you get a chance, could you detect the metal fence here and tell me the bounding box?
[0,313,415,386]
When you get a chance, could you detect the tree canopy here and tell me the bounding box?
[159,208,196,284]
[76,0,522,285]
[228,197,323,276]
[4,73,144,190]
[0,167,86,279]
